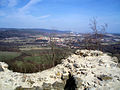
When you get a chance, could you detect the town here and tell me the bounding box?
[0,29,120,51]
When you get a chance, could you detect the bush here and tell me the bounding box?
[5,48,72,73]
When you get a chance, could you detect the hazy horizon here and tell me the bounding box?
[0,0,120,33]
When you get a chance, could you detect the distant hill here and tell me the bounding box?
[0,28,70,39]
[85,33,120,39]
[0,28,70,34]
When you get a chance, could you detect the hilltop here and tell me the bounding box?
[0,50,120,90]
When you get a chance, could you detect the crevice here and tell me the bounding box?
[64,72,77,90]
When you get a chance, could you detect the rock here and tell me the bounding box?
[42,82,52,90]
[114,75,120,81]
[97,75,112,81]
[90,51,103,56]
[110,63,117,68]
[81,71,87,75]
[77,71,81,74]
[91,65,96,68]
[27,79,35,85]
[67,59,74,63]
[15,86,42,90]
[91,52,99,56]
[83,53,88,57]
[65,63,73,70]
[52,81,65,90]
[99,60,105,66]
[117,63,120,68]
[61,73,69,81]
[0,50,120,90]
[74,76,83,88]
[79,69,87,71]
[75,50,88,57]
[75,50,83,55]
[61,68,67,73]
[50,75,54,78]
[0,64,4,72]
[112,57,118,63]
[73,63,80,68]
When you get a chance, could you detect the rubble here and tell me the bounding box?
[0,50,120,90]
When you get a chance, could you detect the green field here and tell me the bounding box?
[0,51,21,61]
[24,55,52,64]
[0,48,72,73]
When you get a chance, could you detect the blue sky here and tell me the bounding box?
[0,0,120,33]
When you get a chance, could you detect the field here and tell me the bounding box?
[0,29,120,73]
[0,51,21,61]
[0,48,72,73]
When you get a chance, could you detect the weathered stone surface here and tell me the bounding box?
[75,50,83,55]
[0,50,120,90]
[112,57,118,63]
[74,76,83,88]
[73,63,80,68]
[61,73,69,81]
[0,64,4,72]
[15,86,42,90]
[52,81,65,90]
[42,82,52,90]
[97,75,112,81]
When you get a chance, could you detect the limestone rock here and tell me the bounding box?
[15,86,42,90]
[61,73,69,81]
[52,81,65,90]
[42,82,52,90]
[97,75,112,81]
[0,50,120,90]
[112,57,118,63]
[74,76,83,88]
[0,64,4,72]
[73,63,80,68]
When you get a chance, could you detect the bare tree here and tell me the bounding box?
[88,17,108,50]
[49,33,56,66]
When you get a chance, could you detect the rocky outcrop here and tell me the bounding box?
[0,50,120,90]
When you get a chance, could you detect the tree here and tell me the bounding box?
[49,33,56,66]
[87,17,108,50]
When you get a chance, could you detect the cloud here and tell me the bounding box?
[38,15,51,19]
[0,12,51,28]
[5,13,50,20]
[19,0,42,13]
[0,0,50,28]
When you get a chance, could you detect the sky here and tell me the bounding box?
[0,0,120,33]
